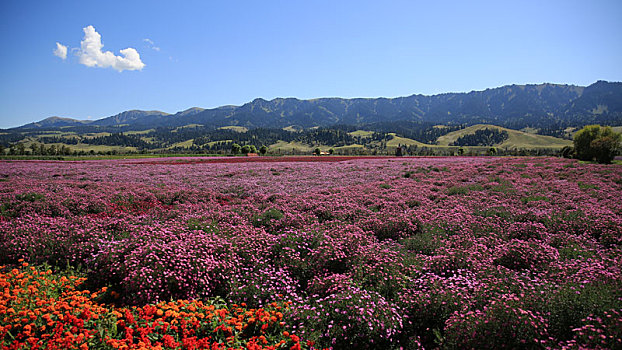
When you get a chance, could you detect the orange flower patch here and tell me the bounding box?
[0,263,322,350]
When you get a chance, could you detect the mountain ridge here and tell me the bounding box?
[12,81,622,131]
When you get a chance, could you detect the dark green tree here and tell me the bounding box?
[231,143,241,154]
[30,143,39,155]
[314,147,321,155]
[241,145,251,154]
[574,125,621,163]
[560,145,574,159]
[15,143,26,155]
[259,145,267,155]
[591,136,620,164]
[395,146,403,156]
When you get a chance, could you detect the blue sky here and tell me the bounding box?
[0,0,621,128]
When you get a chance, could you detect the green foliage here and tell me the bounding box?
[591,135,620,164]
[16,192,45,202]
[186,218,219,234]
[446,184,483,196]
[546,282,622,341]
[452,128,509,147]
[560,145,574,158]
[239,144,258,154]
[259,145,267,155]
[313,147,321,155]
[401,231,442,255]
[446,185,469,195]
[251,208,284,231]
[577,181,599,190]
[231,143,241,154]
[521,195,549,203]
[574,125,621,163]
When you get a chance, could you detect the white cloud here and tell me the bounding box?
[78,25,145,72]
[53,42,67,60]
[143,38,161,51]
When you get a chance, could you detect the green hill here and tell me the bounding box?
[437,124,572,149]
[385,133,430,148]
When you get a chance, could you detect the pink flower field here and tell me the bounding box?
[1,156,621,349]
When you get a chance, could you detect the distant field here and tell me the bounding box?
[348,130,374,137]
[218,125,248,133]
[333,144,365,151]
[437,124,572,149]
[282,126,302,132]
[385,133,430,147]
[125,129,155,135]
[268,140,318,152]
[167,139,194,149]
[82,132,113,139]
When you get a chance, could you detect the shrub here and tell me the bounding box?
[546,281,622,341]
[443,294,550,349]
[506,221,547,240]
[290,285,403,349]
[399,270,483,349]
[559,308,622,349]
[401,231,442,255]
[227,264,300,308]
[360,211,421,240]
[273,228,367,291]
[493,239,558,271]
[350,243,416,300]
[89,230,239,304]
[574,125,621,163]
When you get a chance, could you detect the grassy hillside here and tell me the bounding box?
[219,126,248,133]
[167,139,194,149]
[268,141,317,153]
[386,133,430,148]
[437,124,572,149]
[348,130,374,138]
[125,129,155,135]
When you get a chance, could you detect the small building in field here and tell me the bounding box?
[246,153,259,157]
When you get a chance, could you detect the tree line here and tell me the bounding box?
[452,128,509,146]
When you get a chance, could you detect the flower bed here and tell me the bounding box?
[1,156,621,349]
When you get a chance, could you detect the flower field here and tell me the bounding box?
[1,156,621,349]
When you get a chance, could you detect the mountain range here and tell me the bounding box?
[14,81,622,131]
